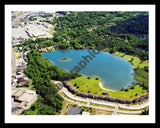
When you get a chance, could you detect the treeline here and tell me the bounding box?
[110,12,148,36]
[50,11,148,60]
[23,51,80,115]
[63,81,148,104]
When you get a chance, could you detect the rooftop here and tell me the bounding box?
[12,88,37,103]
[11,88,37,114]
[66,106,82,115]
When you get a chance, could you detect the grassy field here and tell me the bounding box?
[108,84,148,100]
[135,68,149,89]
[113,52,148,69]
[69,75,104,95]
[69,75,147,100]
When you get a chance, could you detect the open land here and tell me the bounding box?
[69,75,148,100]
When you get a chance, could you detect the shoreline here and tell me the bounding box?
[99,82,117,92]
[43,49,148,91]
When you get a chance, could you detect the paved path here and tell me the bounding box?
[99,82,117,92]
[60,91,142,114]
[55,81,149,114]
[112,103,118,115]
[61,86,149,110]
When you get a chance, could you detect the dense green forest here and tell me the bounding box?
[46,11,148,60]
[16,11,149,114]
[17,11,149,61]
[23,51,80,115]
[109,12,148,35]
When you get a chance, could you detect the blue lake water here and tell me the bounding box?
[43,49,137,90]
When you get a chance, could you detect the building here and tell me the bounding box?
[66,106,82,115]
[17,77,25,84]
[11,88,37,114]
[16,65,27,72]
[42,22,53,28]
[82,111,90,115]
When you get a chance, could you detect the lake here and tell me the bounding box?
[43,49,137,90]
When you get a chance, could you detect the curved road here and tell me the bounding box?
[59,86,149,114]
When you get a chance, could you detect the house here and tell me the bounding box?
[17,77,25,84]
[66,106,82,115]
[19,40,25,44]
[16,65,27,72]
[17,76,28,85]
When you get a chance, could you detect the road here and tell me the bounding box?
[11,49,16,74]
[59,90,143,114]
[61,86,149,110]
[58,85,148,114]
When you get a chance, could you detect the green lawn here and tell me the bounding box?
[135,68,149,89]
[69,75,104,95]
[114,52,148,69]
[108,84,148,100]
[69,75,147,100]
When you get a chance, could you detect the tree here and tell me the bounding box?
[141,109,149,115]
[30,102,37,111]
[144,66,149,72]
[95,77,99,80]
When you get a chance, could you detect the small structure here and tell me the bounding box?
[17,77,28,85]
[82,111,90,115]
[16,65,27,72]
[17,77,25,84]
[66,106,82,115]
[56,83,63,89]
